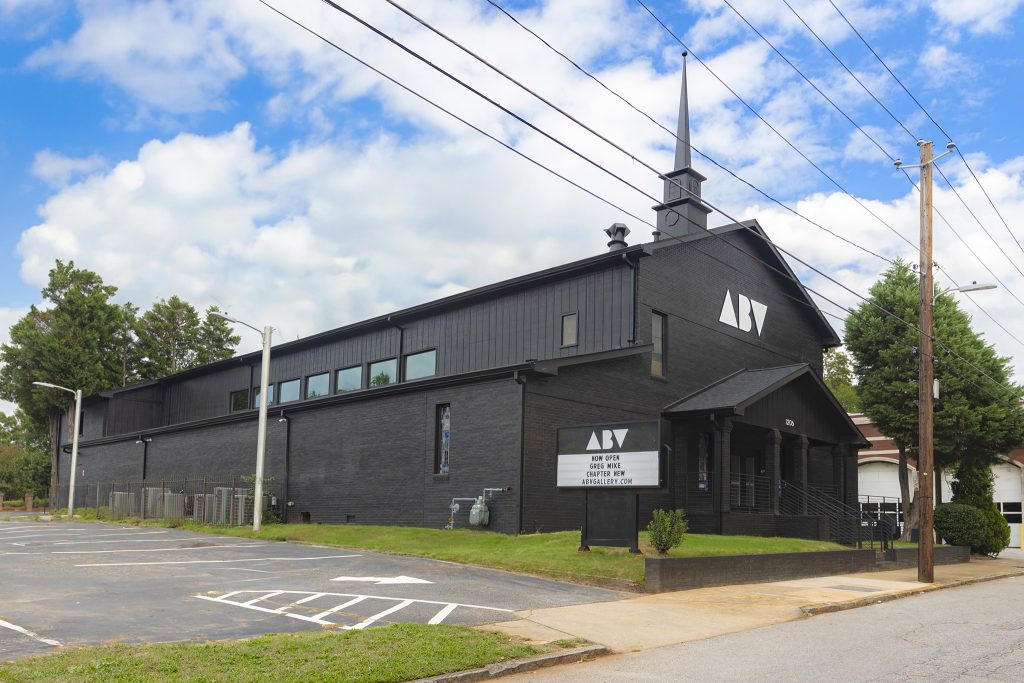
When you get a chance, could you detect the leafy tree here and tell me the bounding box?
[844,260,1024,539]
[197,306,240,366]
[0,261,126,495]
[1,410,53,499]
[135,298,239,378]
[823,348,860,412]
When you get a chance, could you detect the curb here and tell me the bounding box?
[801,568,1024,616]
[410,644,609,682]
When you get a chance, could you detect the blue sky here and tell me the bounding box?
[2,0,1024,412]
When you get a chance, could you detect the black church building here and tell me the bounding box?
[55,64,866,539]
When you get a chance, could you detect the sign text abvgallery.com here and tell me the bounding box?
[556,450,660,487]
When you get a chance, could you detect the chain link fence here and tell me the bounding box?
[53,478,282,526]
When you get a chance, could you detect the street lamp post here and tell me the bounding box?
[211,312,272,532]
[33,381,82,516]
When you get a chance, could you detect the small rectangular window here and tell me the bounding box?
[436,403,451,474]
[229,389,249,412]
[278,378,300,403]
[369,358,397,386]
[1002,501,1022,513]
[561,312,578,347]
[405,349,437,381]
[306,372,329,399]
[336,366,362,392]
[652,311,667,377]
[254,384,274,408]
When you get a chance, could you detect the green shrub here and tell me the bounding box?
[975,504,1011,556]
[934,503,986,548]
[647,508,687,554]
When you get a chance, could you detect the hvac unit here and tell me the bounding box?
[108,491,136,518]
[189,494,214,523]
[162,492,185,519]
[142,487,168,518]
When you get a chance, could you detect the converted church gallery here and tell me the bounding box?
[54,67,867,539]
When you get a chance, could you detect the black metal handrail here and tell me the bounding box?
[782,480,894,550]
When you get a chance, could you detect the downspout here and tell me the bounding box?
[624,252,638,344]
[247,361,255,409]
[279,410,291,522]
[514,370,527,534]
[387,316,404,383]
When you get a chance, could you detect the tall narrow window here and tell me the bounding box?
[561,312,578,347]
[652,311,667,377]
[436,404,451,474]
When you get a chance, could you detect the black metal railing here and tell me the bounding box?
[782,481,895,550]
[52,478,282,526]
[859,494,904,537]
[729,472,773,513]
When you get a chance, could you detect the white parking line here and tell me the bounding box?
[311,596,367,621]
[3,532,92,541]
[195,590,514,629]
[0,619,61,647]
[53,544,267,554]
[76,554,362,567]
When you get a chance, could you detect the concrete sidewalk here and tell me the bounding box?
[481,556,1024,653]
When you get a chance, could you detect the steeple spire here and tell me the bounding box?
[653,52,711,239]
[675,51,692,170]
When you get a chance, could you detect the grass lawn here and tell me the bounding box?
[113,520,848,587]
[0,624,542,683]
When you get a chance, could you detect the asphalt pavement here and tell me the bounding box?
[503,573,1024,682]
[0,519,625,660]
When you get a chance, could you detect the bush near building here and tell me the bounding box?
[952,461,1011,556]
[647,508,688,555]
[934,503,987,548]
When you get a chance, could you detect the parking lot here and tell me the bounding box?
[0,520,624,660]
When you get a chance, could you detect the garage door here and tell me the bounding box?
[993,462,1023,549]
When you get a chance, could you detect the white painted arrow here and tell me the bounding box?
[330,575,433,585]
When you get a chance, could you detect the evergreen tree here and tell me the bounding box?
[844,260,1024,538]
[135,298,239,377]
[0,260,124,495]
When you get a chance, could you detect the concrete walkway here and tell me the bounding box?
[481,556,1024,653]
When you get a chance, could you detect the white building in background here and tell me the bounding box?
[852,413,1024,548]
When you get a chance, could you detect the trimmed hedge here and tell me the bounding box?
[934,503,986,548]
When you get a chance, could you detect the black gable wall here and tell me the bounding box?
[640,230,829,390]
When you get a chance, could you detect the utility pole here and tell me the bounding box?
[917,139,935,583]
[896,139,956,584]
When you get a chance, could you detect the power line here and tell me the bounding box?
[631,0,917,252]
[720,0,896,162]
[780,0,917,142]
[715,0,1024,336]
[827,0,1024,264]
[484,0,898,268]
[267,0,1018,401]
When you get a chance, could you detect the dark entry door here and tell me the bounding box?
[730,450,758,509]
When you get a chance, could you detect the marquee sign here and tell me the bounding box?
[557,421,661,488]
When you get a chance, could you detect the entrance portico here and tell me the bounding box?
[662,364,869,541]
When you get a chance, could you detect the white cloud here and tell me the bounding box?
[27,0,246,114]
[926,0,1024,36]
[31,150,107,187]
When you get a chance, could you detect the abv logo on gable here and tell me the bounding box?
[719,289,767,336]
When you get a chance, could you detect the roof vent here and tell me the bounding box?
[605,223,630,252]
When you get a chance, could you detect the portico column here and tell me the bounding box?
[719,417,732,514]
[794,435,809,514]
[767,429,781,515]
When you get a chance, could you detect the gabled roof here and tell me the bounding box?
[663,363,868,446]
[662,364,808,415]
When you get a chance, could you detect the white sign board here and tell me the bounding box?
[557,451,660,488]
